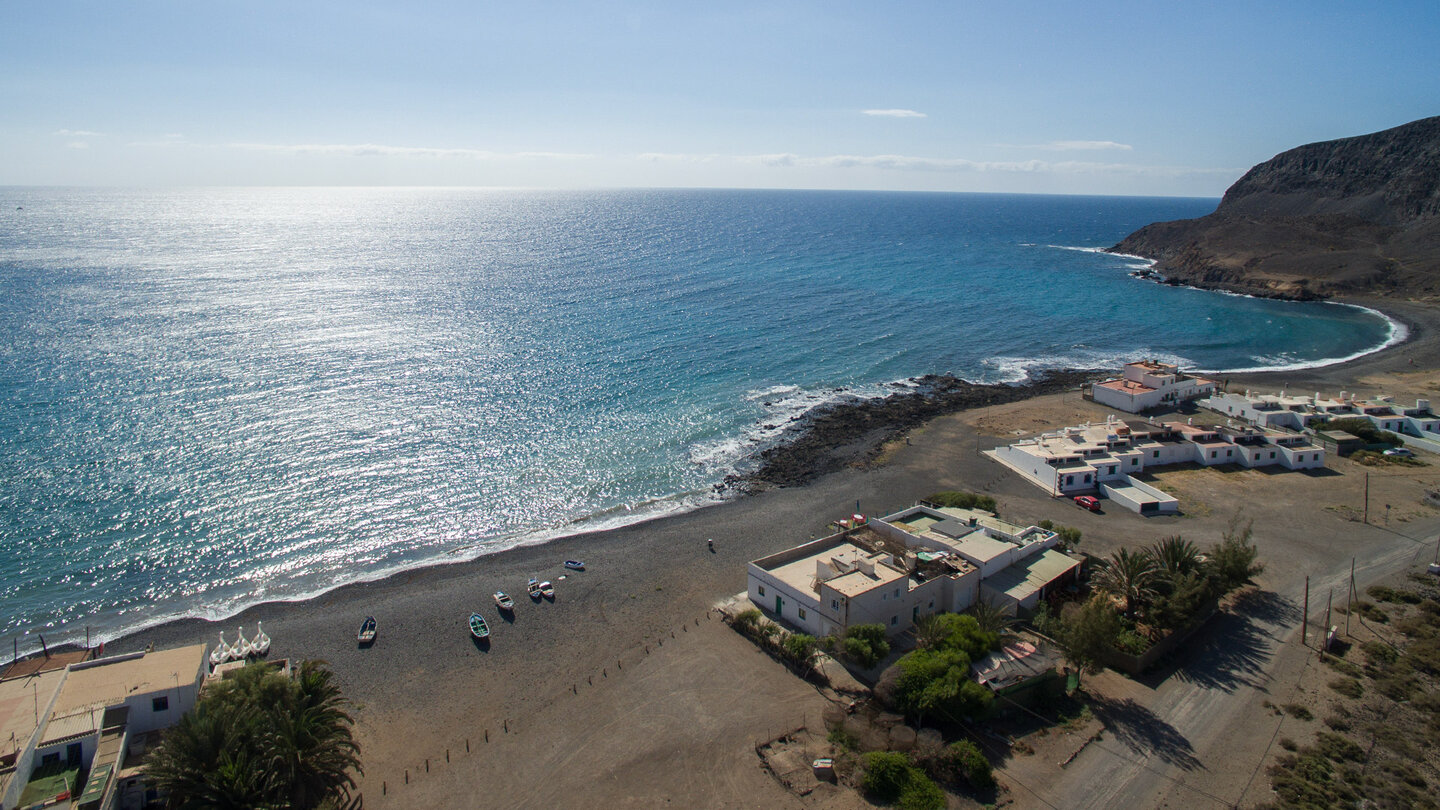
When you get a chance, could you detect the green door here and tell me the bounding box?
[776,595,783,615]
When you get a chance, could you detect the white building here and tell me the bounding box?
[0,644,208,810]
[747,506,1081,635]
[1091,360,1217,413]
[1202,391,1440,453]
[986,416,1325,515]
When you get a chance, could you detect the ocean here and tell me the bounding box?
[0,187,1399,646]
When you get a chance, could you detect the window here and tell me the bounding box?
[1108,465,1117,475]
[832,599,839,610]
[757,585,765,597]
[1083,474,1091,483]
[928,600,934,609]
[41,752,59,767]
[1065,475,1074,485]
[890,616,898,626]
[1131,458,1139,466]
[153,696,169,712]
[1210,451,1217,459]
[798,607,807,620]
[1270,451,1276,459]
[1226,449,1233,457]
[893,588,900,598]
[1153,450,1160,458]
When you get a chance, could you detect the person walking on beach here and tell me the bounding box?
[707,538,714,552]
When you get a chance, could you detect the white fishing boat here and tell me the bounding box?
[539,580,555,599]
[251,621,271,656]
[493,591,514,611]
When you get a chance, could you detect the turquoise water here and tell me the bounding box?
[0,188,1397,643]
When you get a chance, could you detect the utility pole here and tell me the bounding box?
[1302,576,1310,648]
[1363,472,1370,524]
[1346,558,1356,636]
[1324,589,1333,651]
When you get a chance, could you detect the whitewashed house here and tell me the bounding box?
[1091,360,1217,413]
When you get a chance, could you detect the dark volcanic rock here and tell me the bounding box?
[719,369,1102,492]
[1111,116,1440,301]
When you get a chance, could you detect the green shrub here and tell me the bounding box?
[926,491,997,513]
[843,624,891,668]
[946,740,995,790]
[828,728,859,752]
[898,773,947,810]
[733,608,762,633]
[1113,628,1150,656]
[861,751,913,802]
[1367,585,1422,604]
[1282,703,1314,721]
[781,633,817,667]
[1314,731,1366,763]
[1328,678,1363,699]
[1362,640,1399,665]
[1321,654,1363,679]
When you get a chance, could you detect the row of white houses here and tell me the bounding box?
[1201,391,1440,450]
[747,505,1082,639]
[985,416,1326,514]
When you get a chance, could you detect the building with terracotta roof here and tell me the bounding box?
[1090,360,1217,413]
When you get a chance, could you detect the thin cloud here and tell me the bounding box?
[55,129,103,137]
[995,140,1134,151]
[730,151,1235,177]
[223,142,593,160]
[1043,140,1133,151]
[862,109,927,118]
[66,141,90,150]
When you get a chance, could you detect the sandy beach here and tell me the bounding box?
[93,294,1440,808]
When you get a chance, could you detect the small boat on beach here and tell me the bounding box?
[493,591,514,611]
[539,580,555,599]
[357,616,377,645]
[563,560,585,571]
[469,612,490,639]
[527,578,543,600]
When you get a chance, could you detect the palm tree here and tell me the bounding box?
[144,701,280,810]
[145,661,361,810]
[268,661,363,810]
[1148,536,1206,587]
[965,598,1017,637]
[1092,548,1159,619]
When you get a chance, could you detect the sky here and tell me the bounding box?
[3,1,1437,196]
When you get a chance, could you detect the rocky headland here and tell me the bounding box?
[1111,116,1440,301]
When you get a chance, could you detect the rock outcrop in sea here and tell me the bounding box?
[1111,116,1440,301]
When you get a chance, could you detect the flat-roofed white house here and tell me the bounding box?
[1202,390,1440,453]
[986,416,1325,515]
[1091,360,1217,413]
[747,506,1082,635]
[0,644,208,810]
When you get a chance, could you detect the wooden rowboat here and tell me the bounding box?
[469,612,490,639]
[357,616,377,645]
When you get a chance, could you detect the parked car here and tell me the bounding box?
[1383,447,1414,457]
[1073,495,1101,512]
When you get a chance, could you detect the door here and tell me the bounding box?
[912,606,919,623]
[66,742,82,767]
[775,595,783,615]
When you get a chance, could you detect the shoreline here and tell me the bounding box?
[25,295,1436,657]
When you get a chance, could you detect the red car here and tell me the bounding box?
[1073,495,1101,512]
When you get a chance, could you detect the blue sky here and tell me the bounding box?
[3,1,1436,195]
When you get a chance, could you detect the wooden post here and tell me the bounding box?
[1347,558,1356,635]
[1325,589,1333,651]
[1363,473,1370,524]
[1302,576,1309,647]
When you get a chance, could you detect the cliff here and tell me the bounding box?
[1111,116,1440,301]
